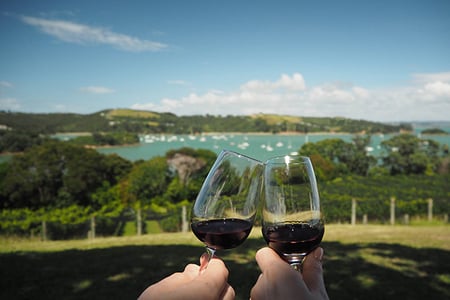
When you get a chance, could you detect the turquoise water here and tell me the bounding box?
[1,130,449,164]
[96,132,450,162]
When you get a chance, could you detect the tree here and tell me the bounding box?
[103,153,133,183]
[0,140,126,209]
[381,134,441,175]
[164,148,217,204]
[299,136,375,179]
[0,130,46,152]
[343,135,376,176]
[299,138,348,180]
[307,153,337,181]
[126,156,172,206]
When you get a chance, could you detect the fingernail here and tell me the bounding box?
[314,247,324,262]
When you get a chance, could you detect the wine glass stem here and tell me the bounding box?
[290,262,303,272]
[199,246,216,272]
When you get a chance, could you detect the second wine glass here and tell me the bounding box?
[191,150,263,270]
[262,155,324,271]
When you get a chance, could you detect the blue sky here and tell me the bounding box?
[1,0,449,122]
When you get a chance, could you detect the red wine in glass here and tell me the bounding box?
[191,218,253,250]
[262,155,324,271]
[262,221,324,264]
[191,150,263,271]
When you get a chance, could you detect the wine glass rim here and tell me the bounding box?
[219,149,263,164]
[264,154,311,164]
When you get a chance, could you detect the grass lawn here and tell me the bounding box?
[1,224,449,300]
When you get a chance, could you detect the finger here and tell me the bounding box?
[184,263,200,279]
[198,257,230,297]
[219,283,236,300]
[255,247,304,281]
[138,271,185,299]
[302,247,327,296]
[199,252,209,271]
[161,262,200,286]
[203,256,229,281]
[249,273,266,300]
[255,247,289,273]
[254,247,307,299]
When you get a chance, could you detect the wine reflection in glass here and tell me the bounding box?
[191,150,263,271]
[262,155,324,271]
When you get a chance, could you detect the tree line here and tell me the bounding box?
[0,109,411,136]
[0,133,448,238]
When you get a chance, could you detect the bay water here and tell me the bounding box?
[97,131,450,162]
[1,128,449,164]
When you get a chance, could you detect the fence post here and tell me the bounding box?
[428,198,433,222]
[351,198,357,226]
[41,220,47,241]
[390,197,396,225]
[181,206,188,232]
[90,216,96,239]
[137,208,142,236]
[404,214,410,225]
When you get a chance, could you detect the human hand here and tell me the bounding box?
[250,247,329,300]
[138,254,235,300]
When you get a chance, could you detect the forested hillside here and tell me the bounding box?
[0,109,411,134]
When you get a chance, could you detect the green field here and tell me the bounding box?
[1,225,449,300]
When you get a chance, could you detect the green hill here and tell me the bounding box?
[0,109,411,134]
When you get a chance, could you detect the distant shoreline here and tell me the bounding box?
[54,130,419,137]
[200,131,395,136]
[2,130,448,157]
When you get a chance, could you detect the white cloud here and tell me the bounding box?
[0,98,21,110]
[277,73,306,91]
[352,86,370,98]
[131,72,450,121]
[0,81,13,88]
[80,86,115,94]
[412,72,450,84]
[240,73,306,92]
[20,15,167,52]
[423,81,450,97]
[167,80,191,86]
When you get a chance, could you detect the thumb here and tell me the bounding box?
[199,252,209,271]
[302,247,327,296]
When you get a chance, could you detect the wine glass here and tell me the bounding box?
[262,155,324,271]
[191,149,263,271]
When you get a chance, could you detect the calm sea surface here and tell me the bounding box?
[96,131,450,162]
[1,128,449,163]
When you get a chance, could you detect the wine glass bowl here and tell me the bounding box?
[191,150,263,268]
[262,155,324,269]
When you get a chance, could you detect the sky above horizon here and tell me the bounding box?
[1,0,450,122]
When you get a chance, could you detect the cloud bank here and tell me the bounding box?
[0,98,21,110]
[0,81,13,88]
[80,86,115,94]
[20,15,167,52]
[131,72,450,122]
